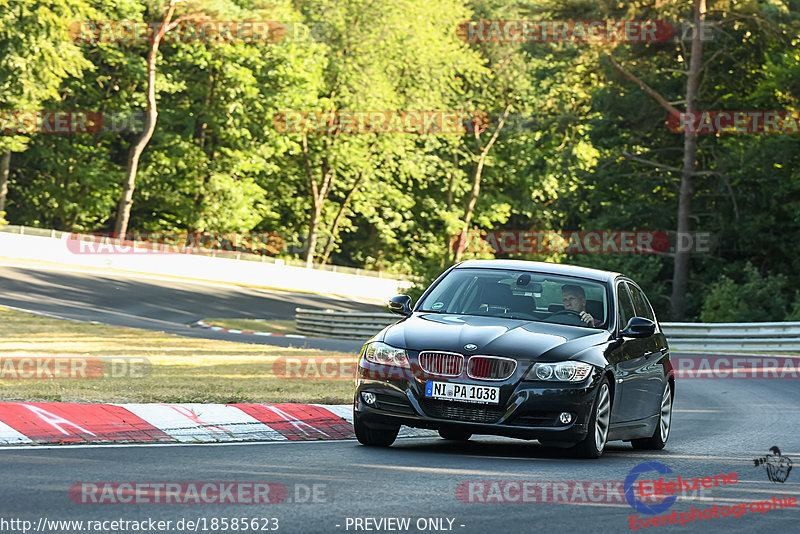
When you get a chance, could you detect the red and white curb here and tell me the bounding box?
[190,320,307,338]
[0,402,434,445]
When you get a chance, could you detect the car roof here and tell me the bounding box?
[454,259,620,283]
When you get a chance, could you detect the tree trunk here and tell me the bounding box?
[0,148,10,216]
[113,3,180,236]
[443,152,457,265]
[446,164,455,210]
[453,105,511,263]
[320,171,364,265]
[302,134,335,268]
[305,200,324,268]
[670,0,705,320]
[607,1,706,320]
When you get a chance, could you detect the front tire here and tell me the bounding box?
[632,382,672,450]
[353,412,399,447]
[571,377,611,459]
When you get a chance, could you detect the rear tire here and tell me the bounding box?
[353,412,399,447]
[438,428,472,441]
[631,382,672,450]
[571,377,611,459]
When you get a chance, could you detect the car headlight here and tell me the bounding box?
[525,361,594,382]
[364,342,410,369]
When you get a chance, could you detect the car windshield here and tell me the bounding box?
[418,268,609,329]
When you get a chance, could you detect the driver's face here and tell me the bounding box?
[562,292,586,312]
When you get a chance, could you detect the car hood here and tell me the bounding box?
[382,313,611,361]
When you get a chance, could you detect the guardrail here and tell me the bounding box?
[661,322,800,352]
[295,309,800,351]
[296,308,399,339]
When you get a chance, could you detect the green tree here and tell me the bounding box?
[0,0,94,218]
[286,0,484,268]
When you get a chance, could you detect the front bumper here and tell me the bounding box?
[354,360,604,442]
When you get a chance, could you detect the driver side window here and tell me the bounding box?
[617,282,636,330]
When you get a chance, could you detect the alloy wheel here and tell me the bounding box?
[594,384,611,451]
[659,386,672,443]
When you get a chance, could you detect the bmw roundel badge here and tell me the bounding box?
[464,344,477,351]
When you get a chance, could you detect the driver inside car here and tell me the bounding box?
[561,284,603,327]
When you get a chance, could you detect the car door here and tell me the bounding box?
[609,280,654,422]
[607,280,636,422]
[627,282,669,418]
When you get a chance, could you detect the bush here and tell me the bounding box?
[787,292,800,321]
[700,264,791,322]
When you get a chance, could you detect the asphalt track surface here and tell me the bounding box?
[0,263,382,352]
[1,263,799,533]
[1,379,798,533]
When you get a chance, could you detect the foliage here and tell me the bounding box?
[700,264,793,322]
[2,0,799,321]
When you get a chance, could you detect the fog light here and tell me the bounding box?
[361,392,377,406]
[559,412,572,424]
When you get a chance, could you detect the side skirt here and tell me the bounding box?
[608,414,658,441]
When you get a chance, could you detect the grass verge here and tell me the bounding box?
[0,307,356,404]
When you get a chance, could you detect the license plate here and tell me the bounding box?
[425,381,500,405]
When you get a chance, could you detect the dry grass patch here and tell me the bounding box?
[0,307,356,404]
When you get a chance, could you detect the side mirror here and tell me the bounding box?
[388,295,413,317]
[620,317,656,338]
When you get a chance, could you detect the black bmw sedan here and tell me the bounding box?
[353,260,674,458]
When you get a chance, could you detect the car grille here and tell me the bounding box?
[467,356,517,380]
[420,399,505,424]
[418,351,464,377]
